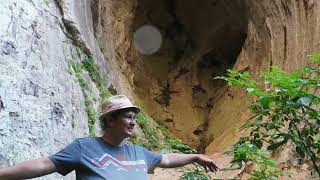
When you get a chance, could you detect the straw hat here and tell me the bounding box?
[99,95,141,120]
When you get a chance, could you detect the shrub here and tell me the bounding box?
[216,53,320,178]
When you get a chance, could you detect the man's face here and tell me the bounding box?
[111,109,137,138]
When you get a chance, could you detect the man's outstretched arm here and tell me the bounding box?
[159,153,219,172]
[0,157,56,180]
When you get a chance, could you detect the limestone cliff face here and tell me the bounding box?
[94,0,320,152]
[0,1,157,179]
[0,0,109,179]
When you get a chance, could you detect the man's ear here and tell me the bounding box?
[107,117,116,127]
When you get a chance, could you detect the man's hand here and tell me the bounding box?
[0,157,56,180]
[159,153,219,173]
[195,154,219,173]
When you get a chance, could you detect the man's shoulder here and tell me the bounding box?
[123,143,138,148]
[123,143,147,152]
[76,136,99,145]
[77,136,97,141]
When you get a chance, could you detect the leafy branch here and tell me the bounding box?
[216,53,320,178]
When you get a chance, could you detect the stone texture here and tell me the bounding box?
[206,0,320,153]
[56,0,111,87]
[0,0,100,179]
[0,1,152,179]
[94,0,320,153]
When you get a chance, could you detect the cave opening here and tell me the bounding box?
[119,0,248,150]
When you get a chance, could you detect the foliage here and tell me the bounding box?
[216,53,320,177]
[226,142,281,180]
[71,119,76,129]
[158,125,196,154]
[68,57,112,136]
[83,56,112,102]
[69,59,95,135]
[132,111,196,153]
[180,165,212,180]
[42,0,49,7]
[130,133,143,146]
[86,107,98,136]
[135,112,160,149]
[69,60,86,88]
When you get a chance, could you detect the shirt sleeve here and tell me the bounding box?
[48,139,81,176]
[141,147,162,173]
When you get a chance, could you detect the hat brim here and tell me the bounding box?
[99,106,141,120]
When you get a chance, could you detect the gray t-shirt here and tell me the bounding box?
[49,137,162,180]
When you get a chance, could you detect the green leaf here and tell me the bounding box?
[267,139,288,150]
[251,140,263,149]
[303,67,312,73]
[250,104,260,113]
[296,146,306,158]
[258,95,273,109]
[263,159,277,167]
[247,88,255,93]
[308,53,320,63]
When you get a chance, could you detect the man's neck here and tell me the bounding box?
[101,131,125,147]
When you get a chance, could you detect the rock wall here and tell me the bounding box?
[0,0,161,179]
[0,0,108,179]
[206,0,320,153]
[94,0,320,152]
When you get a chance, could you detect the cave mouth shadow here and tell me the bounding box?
[133,0,248,70]
[130,0,248,148]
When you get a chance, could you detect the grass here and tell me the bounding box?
[68,57,112,136]
[83,56,112,102]
[69,60,86,88]
[86,107,98,136]
[135,112,160,150]
[71,119,76,129]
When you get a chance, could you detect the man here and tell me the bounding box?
[0,95,218,179]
